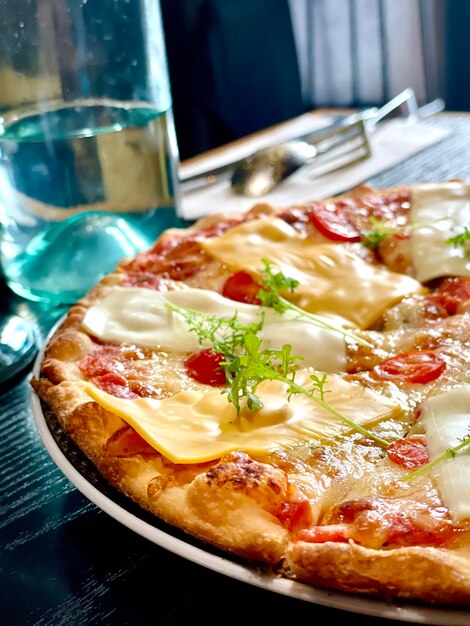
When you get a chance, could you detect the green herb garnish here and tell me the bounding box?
[445,226,470,249]
[360,216,410,249]
[165,301,264,359]
[221,333,390,448]
[405,430,470,481]
[166,299,389,448]
[257,259,372,348]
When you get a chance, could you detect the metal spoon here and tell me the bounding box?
[230,88,442,197]
[231,118,370,197]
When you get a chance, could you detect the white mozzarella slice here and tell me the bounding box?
[420,386,470,521]
[82,286,347,371]
[411,182,470,282]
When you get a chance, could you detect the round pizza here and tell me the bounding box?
[32,180,470,606]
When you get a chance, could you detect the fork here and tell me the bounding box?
[229,88,419,197]
[230,117,371,197]
[179,112,374,194]
[180,89,444,197]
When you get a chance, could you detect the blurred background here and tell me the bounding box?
[160,0,470,160]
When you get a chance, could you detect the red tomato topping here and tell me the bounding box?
[184,349,226,386]
[307,202,361,242]
[423,278,470,318]
[222,271,262,305]
[435,277,470,307]
[422,294,456,319]
[91,373,139,399]
[297,524,350,543]
[372,350,446,384]
[126,238,207,281]
[276,500,312,533]
[387,436,429,469]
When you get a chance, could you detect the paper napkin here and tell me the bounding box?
[179,114,450,220]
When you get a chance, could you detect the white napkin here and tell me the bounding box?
[179,114,450,220]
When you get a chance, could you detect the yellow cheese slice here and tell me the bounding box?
[200,217,425,328]
[84,370,401,464]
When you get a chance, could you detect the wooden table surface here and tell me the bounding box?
[1,111,470,626]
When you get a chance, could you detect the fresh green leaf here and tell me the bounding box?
[257,259,373,348]
[445,226,470,249]
[165,300,264,360]
[221,333,390,448]
[360,216,410,249]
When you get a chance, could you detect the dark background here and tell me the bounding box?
[160,0,470,160]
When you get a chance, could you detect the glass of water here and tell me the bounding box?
[0,0,182,305]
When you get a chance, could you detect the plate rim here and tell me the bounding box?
[30,327,470,626]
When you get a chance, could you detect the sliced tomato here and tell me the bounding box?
[387,436,429,469]
[307,202,361,242]
[127,238,207,280]
[422,294,456,319]
[222,271,262,305]
[297,524,350,543]
[372,350,446,384]
[435,277,470,308]
[422,278,470,318]
[276,500,312,533]
[184,349,226,386]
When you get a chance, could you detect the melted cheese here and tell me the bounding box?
[420,387,470,521]
[82,286,347,371]
[411,181,470,282]
[84,370,401,463]
[200,217,424,328]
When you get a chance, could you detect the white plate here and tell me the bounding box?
[31,348,470,626]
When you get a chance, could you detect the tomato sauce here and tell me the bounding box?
[79,344,161,399]
[309,497,456,548]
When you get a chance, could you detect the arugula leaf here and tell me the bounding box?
[257,259,372,348]
[165,300,264,360]
[360,216,410,249]
[257,259,299,311]
[445,226,470,249]
[166,300,389,448]
[221,333,390,448]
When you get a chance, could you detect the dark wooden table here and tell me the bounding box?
[1,112,470,626]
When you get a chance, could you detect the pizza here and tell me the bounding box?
[31,180,470,606]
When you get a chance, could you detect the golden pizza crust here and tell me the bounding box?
[31,183,470,606]
[285,540,470,604]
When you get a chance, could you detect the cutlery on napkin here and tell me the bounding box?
[179,112,450,221]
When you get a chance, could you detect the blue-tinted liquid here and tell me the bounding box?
[0,101,182,303]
